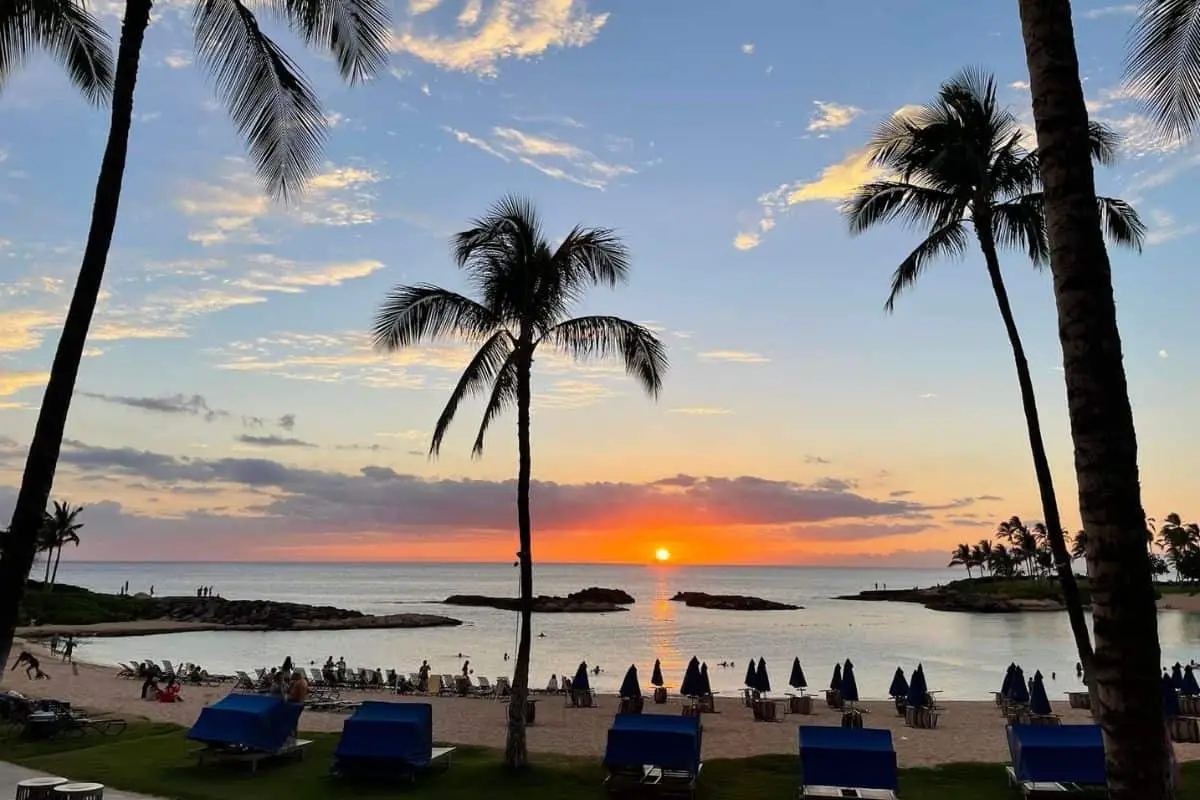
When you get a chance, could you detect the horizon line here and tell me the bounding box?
[63,559,949,570]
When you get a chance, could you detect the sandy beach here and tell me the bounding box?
[7,642,1200,767]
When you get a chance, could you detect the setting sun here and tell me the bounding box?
[654,547,671,562]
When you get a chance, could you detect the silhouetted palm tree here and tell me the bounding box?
[0,0,392,672]
[844,67,1143,702]
[1126,0,1200,142]
[949,543,973,577]
[1,0,113,103]
[1017,1,1170,794]
[45,501,82,589]
[372,196,668,768]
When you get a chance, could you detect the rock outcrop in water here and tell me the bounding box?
[669,591,801,611]
[836,586,1071,614]
[444,587,634,613]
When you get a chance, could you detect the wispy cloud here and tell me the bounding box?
[392,0,609,76]
[1145,209,1199,246]
[80,392,229,421]
[670,407,732,415]
[1083,4,1137,18]
[0,370,47,397]
[443,124,635,189]
[236,434,317,448]
[741,43,755,55]
[808,101,862,132]
[697,350,770,364]
[164,50,192,68]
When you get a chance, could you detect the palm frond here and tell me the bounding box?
[372,284,500,350]
[992,195,1049,267]
[266,0,389,84]
[1125,0,1200,142]
[429,330,514,456]
[543,315,668,398]
[453,194,541,275]
[1087,121,1123,166]
[193,0,327,201]
[471,352,519,458]
[884,221,970,312]
[0,0,113,104]
[551,225,630,289]
[988,135,1039,199]
[843,180,962,236]
[1096,196,1147,251]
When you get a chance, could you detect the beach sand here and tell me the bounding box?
[7,642,1200,766]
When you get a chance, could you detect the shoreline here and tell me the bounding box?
[16,612,462,639]
[837,579,1200,615]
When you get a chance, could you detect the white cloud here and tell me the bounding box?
[164,50,192,68]
[697,350,770,364]
[1010,80,1029,90]
[1083,4,1137,18]
[392,0,609,77]
[741,43,755,55]
[1145,209,1199,246]
[1159,349,1170,359]
[808,100,862,132]
[421,83,432,96]
[409,0,443,14]
[670,407,732,415]
[443,124,636,189]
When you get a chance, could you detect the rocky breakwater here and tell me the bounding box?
[669,592,801,611]
[444,587,635,613]
[836,586,1070,614]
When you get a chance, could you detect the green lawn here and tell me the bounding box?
[7,722,1200,799]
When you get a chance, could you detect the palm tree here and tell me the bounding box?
[1126,0,1200,143]
[844,67,1144,705]
[1,0,114,104]
[372,196,668,768]
[0,0,391,673]
[974,539,994,576]
[44,501,82,590]
[1071,529,1088,562]
[949,543,973,577]
[1017,1,1170,795]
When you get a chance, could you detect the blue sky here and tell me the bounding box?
[0,0,1196,564]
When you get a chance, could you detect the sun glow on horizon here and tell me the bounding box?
[654,547,671,562]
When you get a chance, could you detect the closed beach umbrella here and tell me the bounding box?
[1172,663,1184,689]
[830,662,843,692]
[1001,663,1016,698]
[573,662,591,695]
[1184,665,1200,696]
[1009,666,1029,705]
[744,659,757,688]
[619,665,641,699]
[756,658,772,694]
[699,662,712,696]
[680,656,701,697]
[1029,671,1052,716]
[651,659,664,688]
[1163,672,1181,718]
[906,663,928,709]
[888,667,909,699]
[841,659,860,703]
[789,657,807,690]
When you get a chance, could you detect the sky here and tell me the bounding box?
[0,0,1196,566]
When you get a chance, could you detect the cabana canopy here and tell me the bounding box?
[187,694,303,754]
[334,702,433,768]
[1007,724,1105,785]
[605,713,702,773]
[798,726,898,791]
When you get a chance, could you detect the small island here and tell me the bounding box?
[836,579,1077,613]
[669,591,801,611]
[17,583,462,638]
[444,586,635,613]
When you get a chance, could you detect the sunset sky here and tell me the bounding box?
[0,0,1196,565]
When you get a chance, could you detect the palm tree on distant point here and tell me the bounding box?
[0,0,392,675]
[844,67,1144,694]
[1,0,114,104]
[949,543,973,577]
[45,501,82,589]
[372,196,668,768]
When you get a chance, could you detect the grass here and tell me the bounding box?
[20,582,157,626]
[942,576,1091,603]
[8,721,1200,799]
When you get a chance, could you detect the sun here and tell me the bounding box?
[654,547,671,562]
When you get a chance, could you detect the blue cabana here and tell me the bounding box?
[789,658,807,690]
[756,658,772,694]
[798,726,898,792]
[1029,671,1053,716]
[1009,667,1030,705]
[619,665,641,699]
[888,667,908,699]
[1163,672,1181,718]
[680,657,702,697]
[334,702,433,774]
[841,660,860,704]
[1184,665,1200,696]
[699,663,712,697]
[906,664,928,709]
[573,663,592,695]
[605,713,702,774]
[187,694,303,754]
[830,663,842,692]
[744,660,757,688]
[1007,725,1105,785]
[1172,663,1185,690]
[651,659,665,688]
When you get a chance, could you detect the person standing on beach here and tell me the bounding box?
[418,660,430,692]
[462,659,470,678]
[61,637,75,663]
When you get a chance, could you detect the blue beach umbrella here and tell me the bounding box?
[906,663,928,709]
[744,659,757,688]
[789,658,807,690]
[650,659,664,688]
[1172,663,1185,690]
[1001,663,1016,698]
[888,667,909,699]
[573,662,592,695]
[841,659,860,703]
[830,662,843,692]
[1163,672,1181,718]
[1029,670,1052,716]
[699,662,712,696]
[680,657,701,697]
[756,658,772,694]
[1009,666,1029,705]
[1184,665,1200,696]
[619,665,641,699]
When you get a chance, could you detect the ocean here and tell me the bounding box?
[50,562,1200,700]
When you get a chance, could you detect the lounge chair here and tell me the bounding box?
[604,712,703,798]
[188,694,309,772]
[495,676,512,698]
[233,671,257,691]
[798,725,899,800]
[1005,724,1106,797]
[438,675,457,696]
[162,661,176,678]
[333,701,454,782]
[475,677,495,698]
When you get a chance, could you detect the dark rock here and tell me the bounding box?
[669,591,801,611]
[443,588,634,613]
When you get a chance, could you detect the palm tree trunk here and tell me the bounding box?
[50,546,63,589]
[975,224,1097,677]
[504,347,534,769]
[1016,2,1171,797]
[42,551,52,586]
[0,0,153,677]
